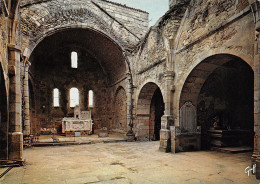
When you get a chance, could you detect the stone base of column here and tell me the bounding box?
[159,129,171,152]
[256,159,260,180]
[126,131,135,142]
[8,132,23,160]
[253,153,260,179]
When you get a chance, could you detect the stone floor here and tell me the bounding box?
[37,134,126,144]
[0,142,259,184]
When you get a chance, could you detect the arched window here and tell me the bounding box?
[70,87,79,107]
[53,88,59,107]
[71,51,78,68]
[88,90,94,108]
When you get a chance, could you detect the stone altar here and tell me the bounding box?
[62,106,93,136]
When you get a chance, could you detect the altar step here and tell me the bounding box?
[211,146,253,154]
[31,139,127,147]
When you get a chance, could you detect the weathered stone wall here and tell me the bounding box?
[133,82,163,141]
[20,0,149,57]
[130,0,255,152]
[0,5,9,160]
[130,27,167,103]
[171,0,254,152]
[0,11,9,83]
[112,87,127,133]
[174,0,254,126]
[93,0,149,39]
[30,49,110,134]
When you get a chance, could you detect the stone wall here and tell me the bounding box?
[93,0,149,39]
[0,6,9,160]
[130,27,167,106]
[174,0,254,126]
[112,87,127,133]
[130,0,256,152]
[134,82,163,141]
[20,0,149,57]
[171,0,254,152]
[30,48,110,134]
[0,11,9,80]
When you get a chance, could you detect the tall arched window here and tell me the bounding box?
[71,51,78,68]
[53,88,59,107]
[88,90,94,108]
[70,87,79,107]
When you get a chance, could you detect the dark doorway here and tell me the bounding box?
[150,88,164,141]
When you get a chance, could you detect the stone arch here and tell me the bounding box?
[135,82,164,141]
[20,1,138,76]
[25,27,132,81]
[111,86,127,133]
[0,63,8,159]
[20,0,137,82]
[136,79,165,104]
[21,2,136,133]
[177,53,254,151]
[27,26,134,134]
[20,4,137,51]
[179,54,253,108]
[175,52,253,126]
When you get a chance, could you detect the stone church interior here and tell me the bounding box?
[0,0,259,183]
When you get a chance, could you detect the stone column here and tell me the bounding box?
[126,73,135,141]
[254,31,260,180]
[22,59,31,136]
[8,44,23,160]
[160,71,174,152]
[253,32,260,180]
[251,1,260,179]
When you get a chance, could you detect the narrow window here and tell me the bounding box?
[70,87,79,107]
[88,90,94,108]
[53,88,59,107]
[71,51,78,68]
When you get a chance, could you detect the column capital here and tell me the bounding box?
[8,44,21,52]
[163,70,175,78]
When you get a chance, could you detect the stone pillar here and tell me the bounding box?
[22,59,30,136]
[160,71,174,152]
[170,126,175,153]
[254,30,260,180]
[254,36,260,180]
[8,44,23,160]
[126,73,135,141]
[251,1,260,179]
